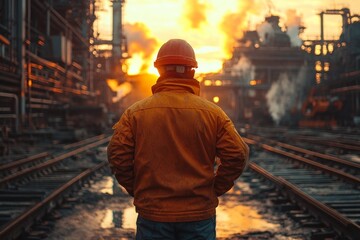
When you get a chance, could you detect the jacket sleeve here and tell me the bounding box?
[214,117,249,196]
[107,111,135,196]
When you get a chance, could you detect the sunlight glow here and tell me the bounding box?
[197,59,222,73]
[126,54,144,75]
[95,0,360,75]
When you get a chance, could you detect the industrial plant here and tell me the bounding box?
[0,1,359,240]
[1,1,359,140]
[0,0,127,138]
[201,7,360,128]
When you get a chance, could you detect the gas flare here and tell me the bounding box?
[124,23,159,75]
[106,80,133,103]
[121,73,158,108]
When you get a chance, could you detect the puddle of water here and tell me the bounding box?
[97,176,278,238]
[99,199,278,238]
[100,206,137,229]
[90,176,125,195]
[216,198,279,238]
[123,206,137,228]
[95,177,137,229]
[99,176,114,195]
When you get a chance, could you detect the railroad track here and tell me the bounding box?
[247,134,360,179]
[243,125,360,154]
[243,136,360,240]
[0,134,107,180]
[0,135,111,240]
[286,134,360,153]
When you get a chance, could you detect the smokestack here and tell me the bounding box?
[113,0,124,59]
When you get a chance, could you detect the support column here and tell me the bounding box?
[17,0,27,131]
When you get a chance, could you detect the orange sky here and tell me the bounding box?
[95,0,360,75]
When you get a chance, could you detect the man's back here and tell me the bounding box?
[108,77,248,222]
[108,39,249,239]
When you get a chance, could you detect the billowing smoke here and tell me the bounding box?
[285,9,302,47]
[230,54,255,82]
[219,0,260,56]
[256,21,274,45]
[266,66,308,125]
[124,23,159,74]
[182,0,208,29]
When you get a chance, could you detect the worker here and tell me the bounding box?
[107,39,249,240]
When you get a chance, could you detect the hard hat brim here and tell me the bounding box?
[154,56,198,68]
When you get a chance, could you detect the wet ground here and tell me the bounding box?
[20,147,311,240]
[34,174,308,239]
[5,129,357,239]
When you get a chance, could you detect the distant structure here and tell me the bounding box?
[201,8,360,127]
[0,0,128,134]
[300,8,360,127]
[201,13,306,125]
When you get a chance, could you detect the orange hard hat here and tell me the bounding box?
[154,39,198,68]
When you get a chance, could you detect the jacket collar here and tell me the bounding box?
[151,77,200,96]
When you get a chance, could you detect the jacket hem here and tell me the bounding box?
[136,207,216,222]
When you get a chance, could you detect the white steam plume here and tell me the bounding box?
[285,9,302,47]
[230,54,255,83]
[266,66,307,125]
[257,22,274,45]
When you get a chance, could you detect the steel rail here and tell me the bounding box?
[243,137,360,185]
[247,134,360,169]
[0,152,49,172]
[275,141,360,169]
[62,134,106,150]
[249,163,360,240]
[292,136,360,152]
[0,136,111,187]
[0,134,108,174]
[0,161,107,240]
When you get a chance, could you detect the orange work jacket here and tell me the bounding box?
[107,77,249,222]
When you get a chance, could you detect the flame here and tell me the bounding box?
[182,0,209,29]
[219,0,260,57]
[107,74,159,108]
[106,79,133,102]
[106,79,119,91]
[118,73,158,108]
[124,23,159,75]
